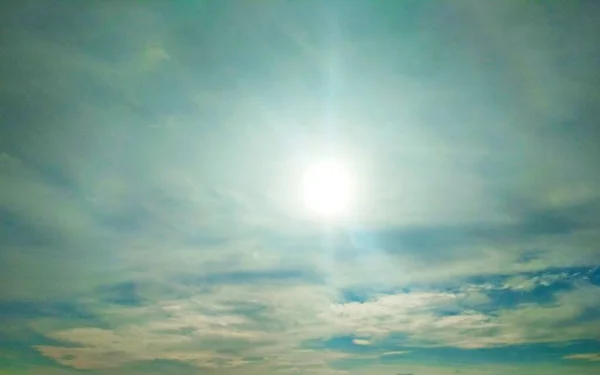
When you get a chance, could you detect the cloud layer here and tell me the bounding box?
[1,1,600,375]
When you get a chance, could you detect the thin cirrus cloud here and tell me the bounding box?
[1,1,600,375]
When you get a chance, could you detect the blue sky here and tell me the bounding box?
[1,1,600,374]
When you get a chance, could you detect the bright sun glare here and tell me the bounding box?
[301,160,354,220]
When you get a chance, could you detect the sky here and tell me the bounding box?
[1,1,600,374]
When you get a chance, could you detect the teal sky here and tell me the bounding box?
[1,1,600,375]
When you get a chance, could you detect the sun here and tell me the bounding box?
[301,160,354,220]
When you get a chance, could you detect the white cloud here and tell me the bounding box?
[34,280,600,371]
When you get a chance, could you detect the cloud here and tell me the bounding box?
[502,272,572,292]
[564,353,600,362]
[31,283,341,369]
[2,0,600,374]
[322,279,600,349]
[31,276,600,371]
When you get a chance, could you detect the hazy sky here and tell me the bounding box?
[1,1,600,374]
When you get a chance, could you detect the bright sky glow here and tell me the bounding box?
[301,160,354,219]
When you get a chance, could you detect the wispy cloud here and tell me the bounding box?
[564,353,600,362]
